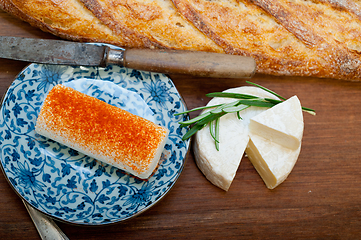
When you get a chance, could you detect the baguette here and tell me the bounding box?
[1,0,361,80]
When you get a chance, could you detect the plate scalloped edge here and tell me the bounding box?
[0,63,190,225]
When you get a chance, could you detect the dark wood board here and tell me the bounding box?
[0,9,361,240]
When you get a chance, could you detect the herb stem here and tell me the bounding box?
[176,82,316,149]
[246,81,287,101]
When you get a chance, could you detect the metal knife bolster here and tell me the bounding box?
[103,47,125,67]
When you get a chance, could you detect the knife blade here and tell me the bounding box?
[0,36,256,78]
[22,199,69,240]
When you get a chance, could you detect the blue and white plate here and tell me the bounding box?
[0,63,190,225]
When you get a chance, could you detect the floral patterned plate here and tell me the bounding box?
[0,63,190,225]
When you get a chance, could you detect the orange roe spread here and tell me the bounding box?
[36,84,168,177]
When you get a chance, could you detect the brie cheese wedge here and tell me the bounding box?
[246,96,304,189]
[194,86,280,191]
[249,96,304,150]
[246,134,301,189]
[194,87,305,191]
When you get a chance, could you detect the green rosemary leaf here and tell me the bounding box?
[211,100,239,114]
[204,94,278,108]
[264,98,283,104]
[174,103,223,115]
[223,104,250,113]
[215,117,220,151]
[181,110,226,128]
[210,106,224,114]
[264,98,316,115]
[209,120,215,142]
[237,99,276,108]
[302,107,316,115]
[206,92,259,99]
[237,111,242,120]
[182,124,205,141]
[197,112,227,126]
[179,111,212,126]
[209,120,219,144]
[246,81,287,101]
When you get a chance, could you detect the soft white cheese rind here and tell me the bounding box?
[249,96,304,150]
[246,134,301,189]
[194,86,280,191]
[194,112,249,191]
[246,96,304,189]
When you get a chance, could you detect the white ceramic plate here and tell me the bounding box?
[0,63,190,225]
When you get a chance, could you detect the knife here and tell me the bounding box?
[0,36,256,78]
[22,200,69,240]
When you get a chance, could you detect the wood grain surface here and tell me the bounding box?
[1,9,361,240]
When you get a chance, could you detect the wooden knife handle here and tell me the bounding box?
[120,49,256,78]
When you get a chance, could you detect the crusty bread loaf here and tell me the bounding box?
[79,0,222,51]
[1,0,361,80]
[173,0,361,79]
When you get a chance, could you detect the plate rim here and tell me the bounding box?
[0,63,191,226]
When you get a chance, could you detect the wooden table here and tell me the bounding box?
[1,9,361,240]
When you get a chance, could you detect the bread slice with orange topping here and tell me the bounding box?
[35,84,169,179]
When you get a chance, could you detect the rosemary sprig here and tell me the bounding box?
[246,81,286,101]
[175,82,316,149]
[210,118,220,151]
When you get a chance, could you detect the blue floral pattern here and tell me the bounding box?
[0,63,190,225]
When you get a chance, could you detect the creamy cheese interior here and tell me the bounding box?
[194,86,282,191]
[249,96,304,150]
[246,134,301,189]
[246,96,303,189]
[194,87,304,190]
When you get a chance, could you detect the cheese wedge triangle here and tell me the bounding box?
[246,96,304,189]
[194,113,249,191]
[249,96,304,150]
[246,134,301,189]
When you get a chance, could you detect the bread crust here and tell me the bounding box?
[250,0,361,79]
[1,0,361,80]
[79,0,222,51]
[1,0,131,45]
